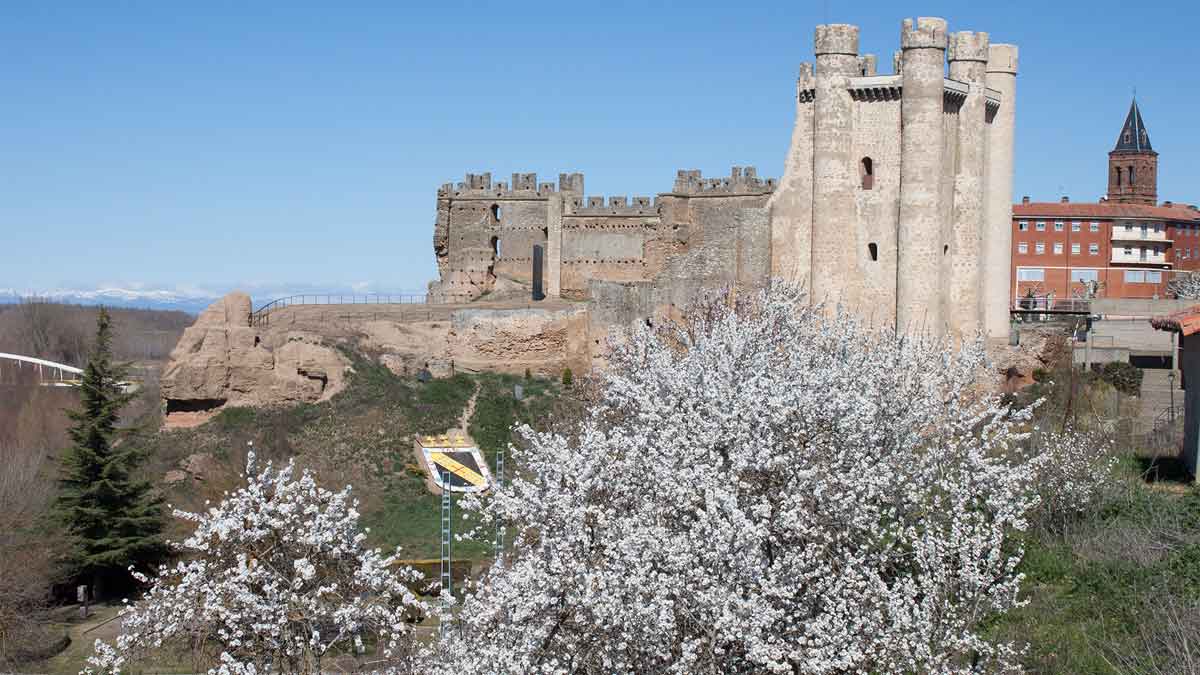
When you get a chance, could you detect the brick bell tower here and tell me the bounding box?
[1106,98,1158,205]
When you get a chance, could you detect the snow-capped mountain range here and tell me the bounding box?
[0,283,427,315]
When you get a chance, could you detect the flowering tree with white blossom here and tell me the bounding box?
[1168,271,1200,299]
[428,285,1068,674]
[83,455,426,675]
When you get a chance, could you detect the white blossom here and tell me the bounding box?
[83,455,425,674]
[1169,271,1200,299]
[425,285,1058,674]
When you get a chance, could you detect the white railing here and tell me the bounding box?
[0,352,83,377]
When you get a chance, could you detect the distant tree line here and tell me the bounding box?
[0,299,193,366]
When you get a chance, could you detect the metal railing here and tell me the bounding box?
[250,293,428,327]
[1011,297,1092,313]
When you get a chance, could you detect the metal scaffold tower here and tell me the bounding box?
[439,469,452,598]
[493,447,505,561]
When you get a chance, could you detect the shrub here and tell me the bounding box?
[561,368,573,387]
[1101,361,1143,396]
[83,454,426,674]
[430,285,1060,673]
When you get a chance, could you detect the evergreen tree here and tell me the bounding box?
[56,308,164,598]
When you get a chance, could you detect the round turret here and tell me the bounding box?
[900,17,948,50]
[814,24,859,56]
[948,31,990,63]
[986,43,1019,74]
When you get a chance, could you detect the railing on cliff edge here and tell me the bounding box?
[250,293,428,327]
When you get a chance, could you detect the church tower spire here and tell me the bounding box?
[1106,98,1158,205]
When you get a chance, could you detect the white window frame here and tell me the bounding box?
[1089,243,1100,255]
[1036,221,1046,231]
[1071,221,1082,232]
[1018,220,1029,231]
[1035,242,1046,255]
[1125,270,1146,283]
[1053,242,1064,254]
[1147,271,1163,283]
[1073,269,1099,283]
[1090,221,1101,232]
[1017,267,1045,282]
[1054,221,1065,232]
[1017,242,1028,254]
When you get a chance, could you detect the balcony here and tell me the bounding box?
[1111,226,1170,242]
[1111,249,1171,266]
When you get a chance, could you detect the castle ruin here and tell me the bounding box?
[430,17,1018,339]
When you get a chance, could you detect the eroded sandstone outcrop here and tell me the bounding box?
[161,292,349,422]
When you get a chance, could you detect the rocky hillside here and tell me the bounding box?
[135,352,570,559]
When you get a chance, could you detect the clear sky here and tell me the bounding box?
[4,0,1198,296]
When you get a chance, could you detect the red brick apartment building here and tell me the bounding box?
[1011,100,1200,305]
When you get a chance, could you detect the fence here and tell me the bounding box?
[250,294,428,327]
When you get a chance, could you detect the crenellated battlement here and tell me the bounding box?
[901,17,948,50]
[814,24,859,56]
[671,166,776,196]
[948,31,990,63]
[857,54,878,76]
[566,195,660,216]
[438,171,588,199]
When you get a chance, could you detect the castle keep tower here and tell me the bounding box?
[769,17,1018,337]
[1106,99,1157,205]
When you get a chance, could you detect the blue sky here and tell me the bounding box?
[4,0,1198,297]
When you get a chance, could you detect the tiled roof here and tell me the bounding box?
[1114,99,1153,153]
[1014,201,1200,222]
[1150,305,1200,336]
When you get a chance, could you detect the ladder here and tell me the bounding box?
[493,448,505,560]
[439,469,452,598]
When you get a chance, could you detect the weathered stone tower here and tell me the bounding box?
[770,17,1018,337]
[1106,99,1157,205]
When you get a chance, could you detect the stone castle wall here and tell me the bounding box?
[769,17,1017,336]
[429,17,1017,340]
[428,167,775,311]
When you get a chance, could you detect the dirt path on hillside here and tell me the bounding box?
[458,382,480,431]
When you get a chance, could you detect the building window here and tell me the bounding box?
[1073,269,1100,283]
[1017,242,1028,254]
[1071,243,1081,254]
[1193,247,1198,258]
[1036,221,1046,231]
[1089,243,1100,255]
[1053,242,1064,254]
[859,157,874,190]
[1147,271,1162,283]
[1115,166,1123,186]
[1125,270,1146,283]
[1072,221,1082,232]
[1035,242,1045,255]
[1090,221,1100,232]
[1129,165,1136,183]
[1054,221,1064,232]
[1017,268,1045,282]
[1018,220,1029,231]
[1155,245,1162,255]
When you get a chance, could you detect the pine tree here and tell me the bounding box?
[56,308,165,598]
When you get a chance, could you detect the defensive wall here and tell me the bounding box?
[430,16,1017,340]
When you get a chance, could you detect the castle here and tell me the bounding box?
[429,17,1018,339]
